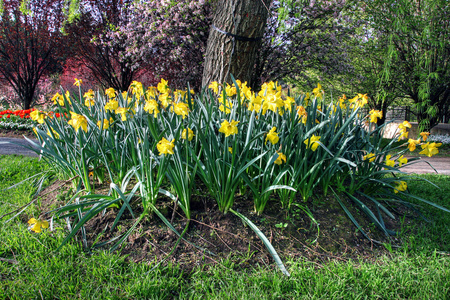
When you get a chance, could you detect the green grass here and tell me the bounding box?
[398,174,450,253]
[1,156,449,299]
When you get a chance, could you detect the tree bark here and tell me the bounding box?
[201,0,272,89]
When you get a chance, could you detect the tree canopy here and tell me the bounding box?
[369,0,450,130]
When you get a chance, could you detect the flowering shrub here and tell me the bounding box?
[25,78,449,275]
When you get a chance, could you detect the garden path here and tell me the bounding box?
[0,137,39,157]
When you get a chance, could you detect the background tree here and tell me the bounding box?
[119,0,354,91]
[323,12,402,126]
[258,0,356,88]
[63,0,138,92]
[201,0,271,89]
[117,1,212,90]
[364,0,450,130]
[0,0,66,109]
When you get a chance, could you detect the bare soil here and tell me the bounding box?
[0,128,36,139]
[31,178,420,274]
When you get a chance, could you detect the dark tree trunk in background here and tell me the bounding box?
[202,0,272,89]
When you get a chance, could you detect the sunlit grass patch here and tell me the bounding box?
[1,156,449,299]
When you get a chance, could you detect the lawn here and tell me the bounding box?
[1,155,449,299]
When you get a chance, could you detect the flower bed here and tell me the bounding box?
[25,78,448,275]
[0,109,35,131]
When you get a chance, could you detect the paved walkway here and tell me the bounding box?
[1,138,449,175]
[0,137,39,157]
[400,157,450,175]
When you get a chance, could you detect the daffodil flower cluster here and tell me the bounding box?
[26,76,445,253]
[402,126,441,157]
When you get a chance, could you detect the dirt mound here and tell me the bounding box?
[34,180,415,273]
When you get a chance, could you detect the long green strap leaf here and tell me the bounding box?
[230,208,290,276]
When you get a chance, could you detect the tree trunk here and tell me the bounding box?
[201,0,272,89]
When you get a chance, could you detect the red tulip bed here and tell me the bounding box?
[0,109,36,134]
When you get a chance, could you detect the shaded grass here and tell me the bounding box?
[398,174,450,253]
[1,156,449,299]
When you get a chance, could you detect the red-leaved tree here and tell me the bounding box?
[63,0,145,92]
[0,0,66,109]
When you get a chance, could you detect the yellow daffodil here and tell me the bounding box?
[398,131,409,141]
[248,94,263,112]
[363,152,376,163]
[240,83,252,100]
[27,218,49,233]
[73,78,82,86]
[172,102,190,119]
[338,94,347,110]
[304,135,321,151]
[262,92,284,115]
[84,89,94,98]
[398,121,411,132]
[157,78,169,94]
[283,96,295,112]
[349,94,368,109]
[297,105,307,124]
[304,92,311,106]
[105,87,116,99]
[52,92,62,106]
[68,112,88,133]
[358,93,369,103]
[46,128,60,139]
[225,84,237,97]
[30,110,46,124]
[369,109,383,123]
[394,181,407,194]
[228,147,233,154]
[144,99,160,117]
[173,89,187,101]
[85,98,95,107]
[219,120,239,137]
[181,128,194,141]
[115,107,128,121]
[219,98,233,114]
[407,138,420,151]
[312,83,323,99]
[157,137,175,155]
[146,86,158,100]
[97,119,110,130]
[122,91,133,105]
[274,152,287,165]
[260,81,281,95]
[104,99,119,112]
[52,92,71,106]
[130,81,144,98]
[385,155,395,168]
[265,127,279,145]
[419,132,430,141]
[208,81,219,94]
[235,79,243,89]
[398,155,408,167]
[419,142,442,157]
[83,89,95,107]
[159,92,172,108]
